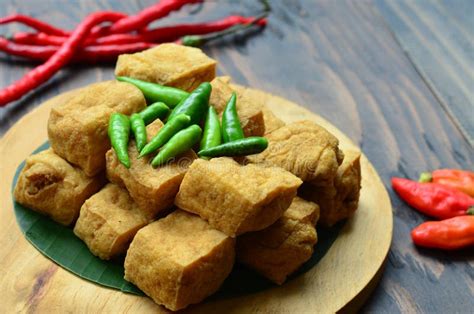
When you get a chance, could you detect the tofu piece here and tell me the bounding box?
[47,81,146,176]
[175,158,303,236]
[115,43,217,92]
[237,197,319,284]
[209,76,233,111]
[247,121,344,185]
[230,84,286,134]
[300,150,362,226]
[124,210,235,311]
[210,76,265,137]
[74,184,149,260]
[106,119,197,219]
[261,106,286,134]
[13,149,104,225]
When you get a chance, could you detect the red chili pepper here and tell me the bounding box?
[420,169,474,197]
[0,11,125,106]
[1,1,192,40]
[411,215,474,250]
[1,13,268,63]
[10,32,50,45]
[392,177,474,219]
[0,12,127,37]
[92,0,202,36]
[0,14,69,36]
[12,15,267,47]
[0,37,155,62]
[1,14,267,62]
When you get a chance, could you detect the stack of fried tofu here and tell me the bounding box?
[14,44,361,311]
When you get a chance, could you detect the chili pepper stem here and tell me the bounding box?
[468,207,474,215]
[419,172,433,183]
[260,0,271,12]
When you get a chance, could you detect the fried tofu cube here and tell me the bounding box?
[261,106,286,134]
[300,150,361,226]
[210,76,265,137]
[48,81,146,176]
[237,197,319,284]
[124,210,235,311]
[247,121,344,185]
[74,183,148,260]
[209,76,232,110]
[175,158,303,236]
[13,149,104,225]
[106,119,197,219]
[115,43,217,92]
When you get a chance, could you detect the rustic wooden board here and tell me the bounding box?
[1,1,474,312]
[376,0,474,146]
[0,86,392,313]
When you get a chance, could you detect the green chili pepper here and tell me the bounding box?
[200,106,222,152]
[138,102,170,125]
[130,114,147,153]
[116,76,188,108]
[221,92,244,143]
[108,113,131,168]
[139,114,191,157]
[151,125,202,168]
[167,82,211,125]
[198,137,268,158]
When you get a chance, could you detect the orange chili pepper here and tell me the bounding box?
[411,215,474,250]
[420,169,474,197]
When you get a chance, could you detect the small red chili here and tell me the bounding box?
[411,215,474,250]
[392,177,474,219]
[0,11,126,106]
[420,169,474,197]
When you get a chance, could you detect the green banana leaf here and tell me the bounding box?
[12,141,343,298]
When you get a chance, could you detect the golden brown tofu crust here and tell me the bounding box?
[300,150,361,226]
[115,43,217,92]
[14,149,105,225]
[106,119,197,219]
[237,197,319,284]
[47,81,146,176]
[247,121,344,185]
[74,183,149,260]
[209,76,233,112]
[210,76,265,137]
[175,158,303,237]
[124,210,235,311]
[261,105,286,134]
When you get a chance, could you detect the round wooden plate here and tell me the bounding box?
[0,85,392,313]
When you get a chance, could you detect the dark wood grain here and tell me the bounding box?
[376,0,474,147]
[0,0,473,313]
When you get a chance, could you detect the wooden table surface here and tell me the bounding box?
[0,1,472,313]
